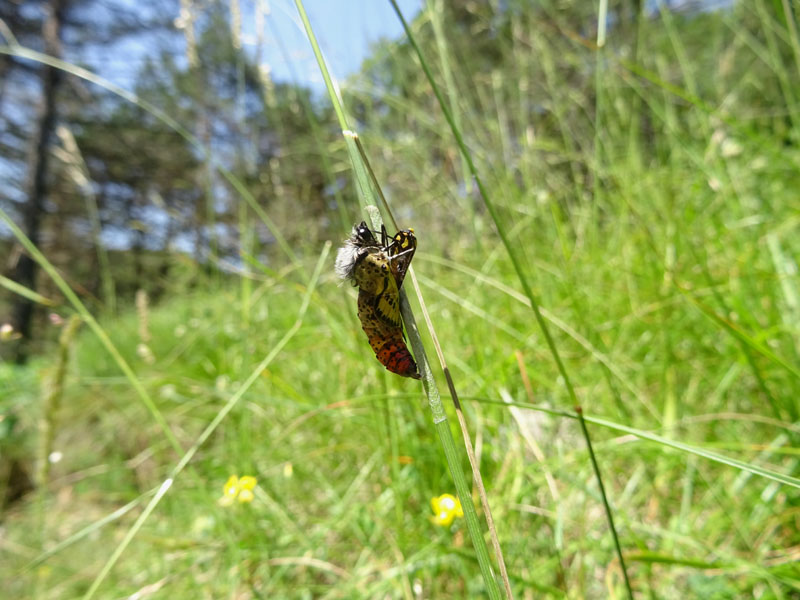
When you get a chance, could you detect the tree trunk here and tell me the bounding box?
[10,0,66,363]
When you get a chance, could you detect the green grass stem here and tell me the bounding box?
[388,0,581,412]
[293,2,505,596]
[0,273,57,307]
[81,242,330,599]
[0,206,183,455]
[575,407,634,599]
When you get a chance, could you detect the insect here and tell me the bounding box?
[387,228,416,288]
[336,221,420,379]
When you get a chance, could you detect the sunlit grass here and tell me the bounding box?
[1,1,799,598]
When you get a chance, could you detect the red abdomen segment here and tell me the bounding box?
[375,334,421,379]
[361,324,421,379]
[357,286,421,380]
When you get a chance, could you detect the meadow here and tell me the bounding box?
[1,1,799,598]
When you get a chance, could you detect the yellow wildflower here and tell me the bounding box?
[219,475,257,506]
[430,493,464,527]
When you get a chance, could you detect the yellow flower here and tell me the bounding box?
[219,475,257,506]
[430,493,464,527]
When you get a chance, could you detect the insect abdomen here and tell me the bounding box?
[358,290,421,379]
[363,326,421,379]
[376,334,421,379]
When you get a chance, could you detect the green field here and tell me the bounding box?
[1,1,799,598]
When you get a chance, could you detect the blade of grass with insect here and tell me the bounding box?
[390,1,628,594]
[356,135,515,596]
[293,1,505,597]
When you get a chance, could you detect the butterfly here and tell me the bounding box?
[335,221,420,379]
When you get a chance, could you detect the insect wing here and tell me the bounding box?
[375,281,402,329]
[355,252,420,379]
[356,252,402,328]
[388,229,417,288]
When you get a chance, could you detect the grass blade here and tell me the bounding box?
[387,0,581,412]
[0,273,57,307]
[476,396,800,490]
[0,207,183,455]
[576,407,634,599]
[82,242,331,599]
[293,2,504,597]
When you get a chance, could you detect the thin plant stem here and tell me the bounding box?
[293,2,504,597]
[472,396,800,490]
[36,315,82,487]
[388,0,581,410]
[81,242,331,600]
[0,273,56,306]
[410,269,514,600]
[0,207,183,455]
[56,125,116,313]
[25,493,153,571]
[353,131,513,599]
[575,407,634,599]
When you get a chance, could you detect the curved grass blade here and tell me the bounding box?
[473,396,800,490]
[24,491,154,571]
[292,2,504,597]
[0,207,183,455]
[82,243,330,600]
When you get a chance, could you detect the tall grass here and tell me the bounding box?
[1,1,799,598]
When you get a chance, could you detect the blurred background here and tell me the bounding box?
[1,0,799,598]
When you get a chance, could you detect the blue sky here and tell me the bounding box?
[256,0,422,88]
[22,0,737,100]
[79,0,732,95]
[77,0,422,92]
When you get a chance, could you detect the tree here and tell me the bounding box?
[1,0,179,360]
[8,0,67,363]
